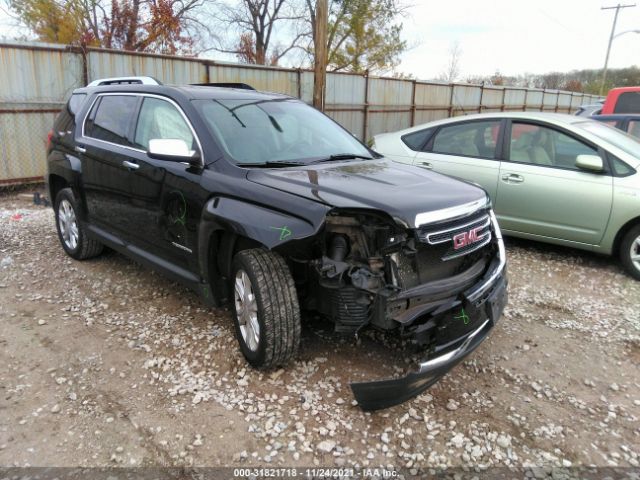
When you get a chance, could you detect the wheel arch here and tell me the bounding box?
[612,215,640,258]
[198,195,328,305]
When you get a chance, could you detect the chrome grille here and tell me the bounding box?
[419,213,492,261]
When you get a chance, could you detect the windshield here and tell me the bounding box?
[193,98,372,165]
[576,120,640,160]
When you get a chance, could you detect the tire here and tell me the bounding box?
[230,248,301,368]
[620,224,640,280]
[54,188,103,260]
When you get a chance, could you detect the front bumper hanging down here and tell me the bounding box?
[351,217,508,411]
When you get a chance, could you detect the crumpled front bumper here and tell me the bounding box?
[350,213,508,411]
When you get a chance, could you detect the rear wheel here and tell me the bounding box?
[230,249,301,368]
[54,188,103,260]
[620,224,640,280]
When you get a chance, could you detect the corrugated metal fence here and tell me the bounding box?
[0,40,602,185]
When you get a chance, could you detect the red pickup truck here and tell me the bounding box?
[601,86,640,114]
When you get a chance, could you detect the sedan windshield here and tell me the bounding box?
[193,98,372,166]
[576,120,640,159]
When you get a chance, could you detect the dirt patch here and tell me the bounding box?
[1,191,639,472]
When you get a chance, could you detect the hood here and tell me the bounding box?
[247,159,487,228]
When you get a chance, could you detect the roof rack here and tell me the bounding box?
[191,82,256,91]
[87,76,161,87]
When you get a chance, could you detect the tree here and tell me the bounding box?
[213,0,305,65]
[7,0,89,44]
[305,0,407,73]
[7,0,208,54]
[438,41,461,82]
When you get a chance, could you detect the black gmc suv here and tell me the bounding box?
[46,76,507,410]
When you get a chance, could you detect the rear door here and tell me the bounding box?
[495,120,613,245]
[79,94,140,237]
[413,119,504,199]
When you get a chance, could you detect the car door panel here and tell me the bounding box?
[495,163,613,244]
[123,95,203,269]
[413,120,503,199]
[414,152,501,199]
[495,121,613,245]
[79,94,140,237]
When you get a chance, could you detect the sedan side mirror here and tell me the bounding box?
[148,139,200,164]
[575,154,604,173]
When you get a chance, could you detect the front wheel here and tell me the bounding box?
[230,249,301,368]
[620,224,640,280]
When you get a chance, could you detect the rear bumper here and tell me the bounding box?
[350,213,507,410]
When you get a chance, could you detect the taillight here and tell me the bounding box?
[46,130,54,150]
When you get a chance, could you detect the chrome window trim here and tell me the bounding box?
[81,92,204,166]
[414,197,488,228]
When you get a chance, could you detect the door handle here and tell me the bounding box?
[75,145,86,154]
[122,160,140,170]
[501,173,524,183]
[418,161,433,170]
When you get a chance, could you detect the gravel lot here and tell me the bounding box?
[1,190,639,475]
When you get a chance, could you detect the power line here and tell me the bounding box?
[600,3,636,95]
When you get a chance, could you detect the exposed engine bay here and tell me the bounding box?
[300,208,496,343]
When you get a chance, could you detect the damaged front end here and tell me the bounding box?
[305,201,507,410]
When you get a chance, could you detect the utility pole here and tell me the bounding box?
[313,0,328,110]
[600,3,636,95]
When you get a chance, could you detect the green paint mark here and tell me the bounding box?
[454,308,470,325]
[270,225,292,241]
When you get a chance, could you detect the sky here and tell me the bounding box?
[1,0,639,80]
[399,0,640,80]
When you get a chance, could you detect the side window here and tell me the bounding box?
[401,128,434,151]
[84,95,138,146]
[134,97,194,151]
[508,122,598,170]
[608,153,636,176]
[431,121,500,159]
[627,120,640,139]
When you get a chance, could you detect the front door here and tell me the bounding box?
[124,95,202,268]
[495,121,613,245]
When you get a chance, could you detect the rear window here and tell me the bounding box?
[84,95,138,146]
[614,91,640,114]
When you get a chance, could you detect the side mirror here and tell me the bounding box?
[575,154,604,172]
[148,139,200,164]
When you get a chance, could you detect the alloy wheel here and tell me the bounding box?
[234,269,260,352]
[58,199,79,250]
[631,234,640,272]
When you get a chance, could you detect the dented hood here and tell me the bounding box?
[247,159,487,227]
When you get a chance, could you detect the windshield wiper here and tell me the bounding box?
[309,153,373,163]
[238,160,308,168]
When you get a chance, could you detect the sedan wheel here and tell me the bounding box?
[620,225,640,280]
[630,235,640,271]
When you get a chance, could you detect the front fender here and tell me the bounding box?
[203,197,324,248]
[197,196,329,305]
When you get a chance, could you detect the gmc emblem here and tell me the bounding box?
[453,227,483,250]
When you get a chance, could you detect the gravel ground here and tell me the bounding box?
[1,190,639,475]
